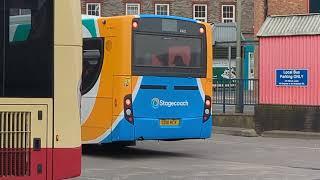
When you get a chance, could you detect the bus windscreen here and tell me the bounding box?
[133,33,206,77]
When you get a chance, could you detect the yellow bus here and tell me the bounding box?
[81,15,213,145]
[1,0,82,179]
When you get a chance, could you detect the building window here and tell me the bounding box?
[222,5,235,23]
[310,0,320,13]
[155,4,170,15]
[86,3,101,16]
[10,9,31,16]
[193,4,207,22]
[126,3,140,15]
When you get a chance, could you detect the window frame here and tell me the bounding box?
[126,3,141,15]
[309,0,320,13]
[81,37,105,95]
[193,4,208,22]
[0,1,4,96]
[132,32,207,78]
[86,3,101,16]
[155,4,170,16]
[2,0,54,98]
[221,5,236,23]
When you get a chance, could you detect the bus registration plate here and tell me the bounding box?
[160,119,180,126]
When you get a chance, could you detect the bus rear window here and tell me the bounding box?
[133,33,206,77]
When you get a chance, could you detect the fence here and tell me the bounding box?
[213,79,259,113]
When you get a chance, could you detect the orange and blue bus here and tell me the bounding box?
[1,0,82,179]
[81,15,213,145]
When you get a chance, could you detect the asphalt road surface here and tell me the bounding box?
[77,134,320,180]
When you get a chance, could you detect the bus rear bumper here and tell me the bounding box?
[134,117,212,140]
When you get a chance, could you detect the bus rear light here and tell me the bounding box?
[128,117,133,122]
[132,21,138,29]
[205,99,211,106]
[203,96,212,122]
[125,99,132,106]
[124,95,134,124]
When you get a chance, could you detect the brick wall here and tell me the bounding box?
[254,0,308,37]
[240,0,254,37]
[81,0,254,38]
[253,0,265,37]
[253,0,309,79]
[268,0,308,16]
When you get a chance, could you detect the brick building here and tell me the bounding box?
[254,0,320,36]
[254,0,320,134]
[81,0,254,38]
[253,0,320,78]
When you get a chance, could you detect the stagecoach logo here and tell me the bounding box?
[151,98,189,109]
[151,98,160,109]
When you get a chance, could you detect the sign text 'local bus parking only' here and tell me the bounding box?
[276,69,308,87]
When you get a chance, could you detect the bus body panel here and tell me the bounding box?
[53,0,82,178]
[81,15,213,144]
[111,75,135,141]
[132,76,206,140]
[133,76,204,118]
[0,100,50,180]
[54,0,82,46]
[202,22,213,136]
[53,46,82,179]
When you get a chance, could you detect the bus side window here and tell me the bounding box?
[81,37,104,95]
[4,0,54,98]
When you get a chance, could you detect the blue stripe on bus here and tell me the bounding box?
[139,14,198,23]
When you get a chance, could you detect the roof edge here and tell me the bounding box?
[257,14,320,37]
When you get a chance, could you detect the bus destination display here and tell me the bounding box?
[162,19,178,32]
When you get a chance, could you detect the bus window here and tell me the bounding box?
[3,0,53,98]
[81,38,104,95]
[169,46,191,67]
[133,33,206,77]
[0,1,3,96]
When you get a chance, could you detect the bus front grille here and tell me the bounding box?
[0,112,31,177]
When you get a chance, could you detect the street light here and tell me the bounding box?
[236,0,244,113]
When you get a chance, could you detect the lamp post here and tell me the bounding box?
[235,0,244,113]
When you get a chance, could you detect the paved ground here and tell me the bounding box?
[77,134,320,180]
